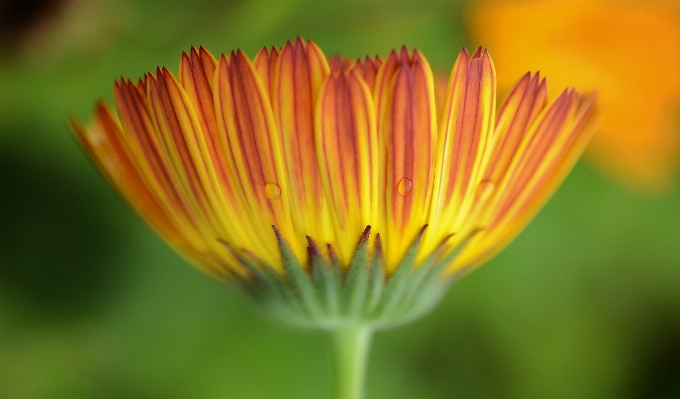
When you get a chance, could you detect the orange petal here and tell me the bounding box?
[272,38,334,248]
[372,49,408,233]
[153,67,268,269]
[376,49,438,269]
[146,68,225,235]
[114,78,191,225]
[178,47,270,257]
[213,50,301,265]
[374,46,414,125]
[253,45,279,99]
[354,55,383,92]
[73,103,231,277]
[454,89,598,271]
[427,48,496,254]
[327,55,355,73]
[315,69,379,265]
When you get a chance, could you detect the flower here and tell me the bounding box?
[468,1,680,192]
[73,38,596,327]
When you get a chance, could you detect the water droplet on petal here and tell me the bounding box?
[88,126,107,147]
[476,179,495,200]
[397,178,413,196]
[264,183,281,199]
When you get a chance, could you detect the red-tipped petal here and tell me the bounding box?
[315,69,379,265]
[273,39,334,247]
[427,48,496,255]
[214,50,300,264]
[378,51,437,268]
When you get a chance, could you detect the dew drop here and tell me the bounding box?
[476,179,495,200]
[88,127,107,147]
[264,183,281,199]
[397,178,413,196]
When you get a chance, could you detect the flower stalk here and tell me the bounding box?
[332,325,373,399]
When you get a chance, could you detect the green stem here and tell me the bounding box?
[331,325,373,399]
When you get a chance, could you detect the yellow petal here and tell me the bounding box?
[272,38,335,249]
[253,45,279,99]
[213,50,301,266]
[453,88,598,272]
[426,48,496,256]
[376,49,438,269]
[178,47,271,260]
[74,102,234,277]
[315,69,379,265]
[354,55,383,92]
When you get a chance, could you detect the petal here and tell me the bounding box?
[450,72,547,246]
[315,69,379,265]
[74,104,169,230]
[253,45,279,99]
[214,50,302,265]
[374,46,414,125]
[114,78,209,246]
[328,55,354,72]
[148,67,266,271]
[178,47,271,259]
[272,39,335,248]
[148,68,233,236]
[426,48,496,255]
[486,72,548,183]
[354,55,383,91]
[73,103,232,277]
[377,49,438,269]
[114,78,191,225]
[452,89,598,272]
[372,47,412,253]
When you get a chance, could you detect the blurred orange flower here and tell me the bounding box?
[469,1,680,192]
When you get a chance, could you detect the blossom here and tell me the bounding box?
[468,1,680,192]
[72,39,596,326]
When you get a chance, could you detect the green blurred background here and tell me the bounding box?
[1,0,680,398]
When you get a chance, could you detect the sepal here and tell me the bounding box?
[225,225,466,330]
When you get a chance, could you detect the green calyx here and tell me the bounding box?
[225,225,461,330]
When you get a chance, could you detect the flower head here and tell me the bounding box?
[73,39,596,327]
[468,1,680,192]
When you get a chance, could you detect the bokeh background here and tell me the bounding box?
[2,0,680,398]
